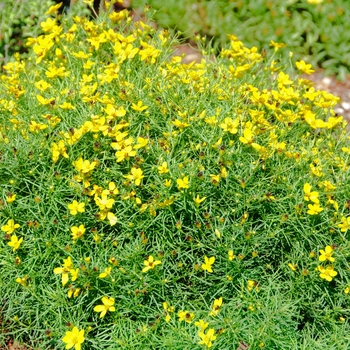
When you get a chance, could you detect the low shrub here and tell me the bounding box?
[1,2,350,348]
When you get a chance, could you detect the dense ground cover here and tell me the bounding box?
[1,2,350,349]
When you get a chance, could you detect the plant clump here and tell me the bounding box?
[0,2,350,349]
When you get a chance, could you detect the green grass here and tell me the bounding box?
[1,3,350,349]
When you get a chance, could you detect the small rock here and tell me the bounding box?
[322,77,332,86]
[334,107,344,115]
[182,54,201,63]
[341,102,350,111]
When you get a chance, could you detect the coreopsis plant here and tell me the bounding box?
[62,326,85,350]
[1,2,350,349]
[93,296,116,318]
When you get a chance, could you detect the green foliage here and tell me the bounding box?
[0,0,91,65]
[132,0,350,80]
[1,4,350,349]
[0,0,54,62]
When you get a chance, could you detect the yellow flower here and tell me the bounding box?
[29,121,48,133]
[115,145,136,162]
[209,297,223,316]
[318,265,337,282]
[307,203,323,215]
[40,18,57,33]
[5,193,16,203]
[45,2,63,15]
[68,200,85,215]
[107,212,118,226]
[319,245,335,262]
[142,255,161,273]
[172,119,190,130]
[177,176,189,190]
[54,257,74,286]
[95,194,115,211]
[124,167,144,186]
[205,115,217,126]
[321,180,336,192]
[198,328,217,348]
[72,51,91,59]
[269,40,287,52]
[73,157,97,174]
[303,183,319,203]
[70,268,79,282]
[83,0,94,6]
[62,326,85,350]
[193,195,206,206]
[209,174,220,186]
[295,60,315,75]
[247,280,259,292]
[158,161,169,174]
[1,219,20,234]
[228,250,235,261]
[239,128,254,145]
[161,298,169,312]
[99,267,112,279]
[59,102,75,110]
[35,80,51,92]
[131,101,148,112]
[195,319,209,331]
[306,0,323,4]
[178,310,194,323]
[212,137,222,150]
[164,179,172,187]
[220,167,228,178]
[71,224,86,240]
[201,256,215,273]
[288,263,297,271]
[219,117,239,134]
[93,296,116,318]
[102,182,119,196]
[109,8,129,21]
[8,235,23,252]
[105,104,126,118]
[51,140,69,163]
[163,301,174,317]
[214,229,221,238]
[15,275,28,287]
[45,65,67,79]
[338,216,350,232]
[67,287,81,299]
[134,137,149,149]
[277,72,293,86]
